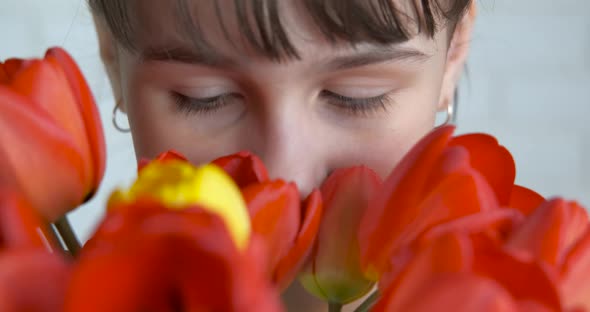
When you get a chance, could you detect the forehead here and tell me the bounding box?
[126,0,448,62]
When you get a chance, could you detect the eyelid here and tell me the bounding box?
[176,87,233,99]
[320,90,394,117]
[324,84,394,98]
[172,92,238,116]
[322,88,390,100]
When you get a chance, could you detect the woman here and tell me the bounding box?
[90,0,476,310]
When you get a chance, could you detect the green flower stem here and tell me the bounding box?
[53,216,81,257]
[353,291,379,312]
[329,302,343,312]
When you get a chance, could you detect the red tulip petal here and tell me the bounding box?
[506,198,588,266]
[242,181,301,271]
[565,201,589,246]
[137,159,150,172]
[420,208,525,244]
[374,273,521,312]
[137,150,188,172]
[449,133,516,205]
[473,237,562,310]
[0,59,25,79]
[8,60,93,189]
[212,151,269,188]
[378,233,560,312]
[516,301,557,312]
[82,199,166,252]
[303,167,381,303]
[0,249,70,312]
[362,168,498,276]
[0,189,51,250]
[274,189,322,290]
[376,233,473,310]
[69,210,236,311]
[0,63,8,83]
[420,144,472,193]
[560,227,590,311]
[359,125,456,275]
[45,47,106,192]
[0,89,86,220]
[68,204,283,312]
[508,185,545,215]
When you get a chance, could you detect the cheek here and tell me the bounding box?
[322,74,443,178]
[325,113,435,180]
[125,98,248,163]
[119,67,244,163]
[357,122,433,179]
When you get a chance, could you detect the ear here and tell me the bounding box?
[437,2,477,111]
[92,15,125,112]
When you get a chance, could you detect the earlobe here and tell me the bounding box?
[437,2,477,112]
[92,15,125,112]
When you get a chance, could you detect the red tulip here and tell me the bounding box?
[374,233,562,312]
[137,150,187,172]
[561,227,590,310]
[0,190,71,312]
[300,167,382,304]
[505,198,588,266]
[359,125,514,278]
[500,198,590,311]
[66,200,283,312]
[241,180,323,290]
[212,151,270,188]
[0,47,105,221]
[208,151,323,290]
[142,150,269,188]
[0,249,71,312]
[0,64,7,83]
[0,189,52,250]
[508,185,545,216]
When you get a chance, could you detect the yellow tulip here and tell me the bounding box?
[108,160,251,249]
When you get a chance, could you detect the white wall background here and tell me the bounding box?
[1,0,589,242]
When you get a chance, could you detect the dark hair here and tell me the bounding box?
[89,0,472,61]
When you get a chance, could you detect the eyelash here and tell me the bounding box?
[320,90,393,116]
[172,90,393,116]
[172,92,234,116]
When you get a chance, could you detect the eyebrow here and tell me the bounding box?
[140,45,429,70]
[141,46,236,67]
[325,46,430,71]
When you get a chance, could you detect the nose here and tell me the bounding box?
[252,108,328,197]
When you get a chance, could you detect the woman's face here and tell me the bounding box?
[99,1,474,195]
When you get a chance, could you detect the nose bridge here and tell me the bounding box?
[256,100,326,196]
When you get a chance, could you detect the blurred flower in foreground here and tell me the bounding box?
[0,47,105,221]
[66,158,283,312]
[0,189,70,312]
[110,157,250,249]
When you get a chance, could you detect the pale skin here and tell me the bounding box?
[93,1,476,311]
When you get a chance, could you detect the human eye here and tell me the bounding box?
[171,91,242,116]
[320,90,394,117]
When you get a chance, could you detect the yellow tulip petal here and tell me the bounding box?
[109,160,251,249]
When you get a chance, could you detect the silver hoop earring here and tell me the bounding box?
[112,100,131,133]
[443,100,456,126]
[438,93,459,128]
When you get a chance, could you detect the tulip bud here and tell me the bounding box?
[300,167,382,305]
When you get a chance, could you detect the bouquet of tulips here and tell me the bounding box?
[1,48,589,312]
